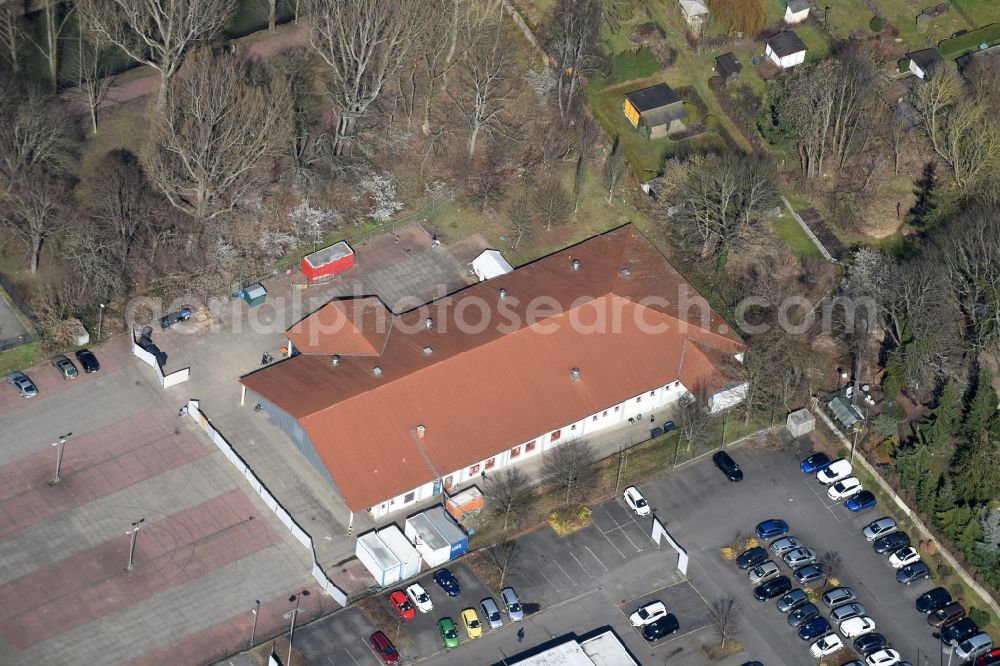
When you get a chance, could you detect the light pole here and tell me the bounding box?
[126,518,145,571]
[248,599,261,650]
[50,432,73,484]
[850,426,860,465]
[97,303,105,341]
[284,590,309,666]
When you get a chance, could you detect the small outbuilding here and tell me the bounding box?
[355,530,402,588]
[784,0,810,24]
[786,409,816,438]
[624,84,688,139]
[765,31,808,69]
[471,249,514,282]
[302,241,355,284]
[906,48,944,80]
[376,524,422,580]
[678,0,709,34]
[714,53,743,83]
[405,510,452,568]
[242,283,267,307]
[424,506,469,559]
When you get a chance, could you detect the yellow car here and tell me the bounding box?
[461,607,483,639]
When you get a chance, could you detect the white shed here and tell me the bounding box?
[404,512,451,568]
[784,0,810,24]
[786,409,816,438]
[471,249,513,282]
[355,531,402,588]
[377,524,422,580]
[765,31,807,69]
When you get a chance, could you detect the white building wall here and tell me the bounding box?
[909,60,926,79]
[784,6,809,23]
[766,44,806,69]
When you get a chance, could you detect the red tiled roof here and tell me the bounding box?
[285,296,391,356]
[241,225,745,511]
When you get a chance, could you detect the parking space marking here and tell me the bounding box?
[535,565,562,591]
[344,647,363,665]
[584,545,608,571]
[601,529,627,559]
[570,552,592,578]
[619,528,643,553]
[648,623,713,650]
[551,558,574,583]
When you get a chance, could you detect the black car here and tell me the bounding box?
[787,602,820,627]
[897,561,930,585]
[641,613,679,642]
[853,632,889,655]
[753,575,791,601]
[942,617,979,645]
[160,307,192,329]
[916,587,952,614]
[712,450,743,482]
[873,531,910,554]
[75,348,101,373]
[736,546,769,570]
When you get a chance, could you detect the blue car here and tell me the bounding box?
[798,616,831,641]
[800,452,832,474]
[433,568,461,597]
[845,490,877,512]
[755,519,790,541]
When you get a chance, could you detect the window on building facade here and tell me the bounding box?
[649,391,655,397]
[404,491,415,503]
[510,446,521,458]
[526,441,536,452]
[469,464,480,475]
[614,406,620,412]
[485,458,496,470]
[571,424,577,430]
[550,430,561,442]
[444,475,453,488]
[636,397,641,403]
[592,415,598,421]
[603,411,608,417]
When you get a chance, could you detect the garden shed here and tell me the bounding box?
[906,48,944,80]
[764,31,807,69]
[471,249,513,282]
[714,53,742,83]
[355,530,402,587]
[376,524,422,580]
[786,409,816,438]
[623,84,688,139]
[302,241,355,284]
[242,283,267,307]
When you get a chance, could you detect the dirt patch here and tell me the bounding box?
[798,208,847,260]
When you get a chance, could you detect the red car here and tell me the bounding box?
[370,631,399,664]
[976,647,1000,665]
[388,590,416,621]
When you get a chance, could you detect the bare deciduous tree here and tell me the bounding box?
[78,0,236,109]
[417,0,471,135]
[508,194,534,251]
[531,176,571,230]
[673,389,712,453]
[542,438,598,505]
[603,137,625,204]
[0,179,67,274]
[0,95,76,192]
[142,50,293,224]
[819,550,842,589]
[484,467,532,532]
[305,0,422,156]
[450,20,516,156]
[548,0,601,121]
[486,539,520,590]
[707,594,742,648]
[69,37,114,135]
[0,4,23,76]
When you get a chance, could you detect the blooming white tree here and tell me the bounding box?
[523,66,556,103]
[288,200,341,247]
[356,170,404,223]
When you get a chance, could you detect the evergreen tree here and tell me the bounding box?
[917,473,939,517]
[952,431,1000,504]
[976,508,1000,554]
[934,477,957,516]
[938,505,974,543]
[918,381,962,449]
[895,446,930,489]
[958,509,984,553]
[963,369,997,441]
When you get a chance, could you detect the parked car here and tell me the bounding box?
[438,617,459,649]
[160,307,192,329]
[370,631,400,665]
[753,575,791,601]
[798,616,832,641]
[942,617,979,646]
[865,649,902,666]
[500,587,523,621]
[433,568,461,597]
[840,616,877,638]
[712,450,743,481]
[928,603,966,628]
[406,583,433,613]
[736,546,769,570]
[974,647,1000,665]
[793,563,825,586]
[787,603,820,628]
[846,491,877,512]
[51,355,78,380]
[863,517,897,541]
[888,546,920,569]
[830,603,866,624]
[776,588,809,613]
[75,348,100,373]
[817,459,852,484]
[748,561,780,585]
[854,633,890,655]
[873,532,910,554]
[388,590,415,621]
[916,587,951,614]
[896,561,930,585]
[955,634,995,662]
[827,477,863,500]
[641,614,679,642]
[461,608,482,639]
[481,597,503,628]
[629,600,667,627]
[6,371,38,398]
[801,452,833,473]
[770,536,802,555]
[755,519,790,541]
[623,486,650,516]
[822,587,858,608]
[783,547,818,568]
[662,420,676,432]
[810,634,844,658]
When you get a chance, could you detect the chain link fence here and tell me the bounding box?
[0,274,38,352]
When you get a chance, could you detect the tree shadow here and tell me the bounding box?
[906,161,937,231]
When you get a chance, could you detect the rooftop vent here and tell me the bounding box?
[620,268,630,277]
[416,424,426,439]
[570,367,581,382]
[424,317,433,330]
[331,354,340,368]
[423,346,433,355]
[373,366,383,377]
[499,288,507,300]
[571,259,581,272]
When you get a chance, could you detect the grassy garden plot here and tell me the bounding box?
[938,22,1000,57]
[772,213,825,260]
[951,0,1000,25]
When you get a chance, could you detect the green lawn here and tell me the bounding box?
[938,22,1000,57]
[0,341,40,376]
[772,214,824,259]
[951,0,1000,24]
[876,0,974,50]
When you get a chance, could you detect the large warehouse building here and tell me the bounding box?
[240,225,747,524]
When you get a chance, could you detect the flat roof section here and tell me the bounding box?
[304,241,353,269]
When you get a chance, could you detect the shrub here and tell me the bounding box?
[919,540,938,557]
[870,16,884,33]
[610,47,658,82]
[548,504,592,536]
[721,546,738,560]
[969,606,990,627]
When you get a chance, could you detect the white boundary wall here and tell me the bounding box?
[186,399,348,607]
[651,516,689,576]
[130,326,191,389]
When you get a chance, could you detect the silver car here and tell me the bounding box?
[748,561,780,585]
[830,602,866,624]
[863,517,897,541]
[500,587,523,621]
[783,548,817,568]
[6,371,38,398]
[822,587,857,608]
[770,536,802,555]
[480,597,503,628]
[52,355,79,380]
